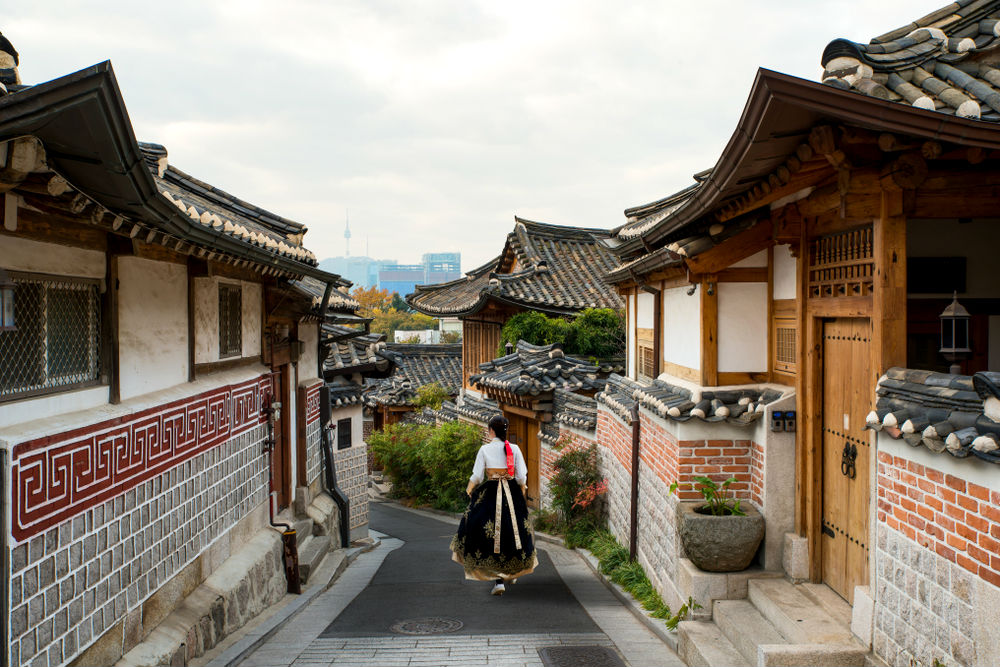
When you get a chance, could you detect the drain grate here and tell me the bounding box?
[389,617,464,635]
[538,646,626,667]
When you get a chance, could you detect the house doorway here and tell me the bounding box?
[505,412,541,509]
[820,318,871,603]
[271,365,292,511]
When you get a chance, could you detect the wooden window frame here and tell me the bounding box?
[218,282,242,359]
[337,417,352,449]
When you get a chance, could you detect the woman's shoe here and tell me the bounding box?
[491,582,506,596]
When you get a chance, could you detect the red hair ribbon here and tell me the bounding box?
[504,440,515,477]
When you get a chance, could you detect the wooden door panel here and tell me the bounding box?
[821,318,871,603]
[526,427,540,509]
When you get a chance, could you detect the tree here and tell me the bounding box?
[351,286,392,318]
[390,292,412,313]
[499,308,624,359]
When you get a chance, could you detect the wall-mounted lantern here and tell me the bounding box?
[0,269,15,331]
[939,291,971,374]
[505,341,514,355]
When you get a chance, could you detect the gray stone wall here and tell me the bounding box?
[305,415,321,488]
[333,443,369,532]
[874,523,977,667]
[8,425,268,667]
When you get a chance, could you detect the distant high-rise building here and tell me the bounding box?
[377,252,462,297]
[344,214,351,257]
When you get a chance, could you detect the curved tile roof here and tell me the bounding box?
[821,1,1000,121]
[596,374,783,426]
[866,367,1000,463]
[365,344,463,407]
[408,218,623,317]
[470,340,623,396]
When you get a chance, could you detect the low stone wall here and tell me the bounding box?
[334,443,369,536]
[871,440,1000,667]
[5,373,272,667]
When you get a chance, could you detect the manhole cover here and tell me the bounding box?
[389,617,464,635]
[538,646,626,667]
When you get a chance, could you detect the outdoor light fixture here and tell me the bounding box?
[939,291,971,374]
[0,268,15,331]
[505,341,514,355]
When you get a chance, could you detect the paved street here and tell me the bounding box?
[234,502,682,667]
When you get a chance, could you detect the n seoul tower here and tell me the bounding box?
[344,212,351,257]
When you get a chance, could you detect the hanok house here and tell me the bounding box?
[0,53,366,667]
[407,217,623,508]
[364,342,462,430]
[596,3,1000,665]
[468,340,623,508]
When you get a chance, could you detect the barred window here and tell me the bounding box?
[218,283,242,358]
[637,344,656,381]
[0,274,101,401]
[337,418,352,449]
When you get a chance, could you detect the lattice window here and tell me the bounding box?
[0,274,101,401]
[808,226,874,298]
[637,344,656,381]
[774,324,796,375]
[218,283,243,358]
[337,417,352,449]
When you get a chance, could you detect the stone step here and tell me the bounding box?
[714,599,786,664]
[797,582,853,629]
[297,533,332,585]
[293,518,314,548]
[677,620,751,667]
[748,578,854,645]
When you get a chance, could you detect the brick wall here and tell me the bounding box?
[7,375,271,667]
[872,448,1000,666]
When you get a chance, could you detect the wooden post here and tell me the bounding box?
[700,276,718,386]
[653,282,663,378]
[805,313,824,582]
[872,187,907,384]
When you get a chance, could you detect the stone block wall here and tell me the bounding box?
[303,381,322,489]
[872,446,1000,667]
[333,443,369,532]
[6,374,272,667]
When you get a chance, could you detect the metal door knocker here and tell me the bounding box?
[840,442,857,479]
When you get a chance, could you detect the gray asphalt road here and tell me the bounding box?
[319,502,602,637]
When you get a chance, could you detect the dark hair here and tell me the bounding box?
[488,415,508,441]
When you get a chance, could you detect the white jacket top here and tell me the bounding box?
[469,438,527,486]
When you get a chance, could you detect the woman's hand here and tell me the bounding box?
[466,480,475,497]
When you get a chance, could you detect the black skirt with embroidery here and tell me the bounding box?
[450,478,538,581]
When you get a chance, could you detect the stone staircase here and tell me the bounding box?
[678,578,868,667]
[292,492,341,585]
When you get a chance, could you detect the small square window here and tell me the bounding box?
[337,418,352,449]
[219,284,242,359]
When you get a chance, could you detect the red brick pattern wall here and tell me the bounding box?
[541,430,596,481]
[877,450,1000,588]
[751,440,765,509]
[675,440,755,502]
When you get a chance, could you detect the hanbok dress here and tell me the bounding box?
[450,438,538,581]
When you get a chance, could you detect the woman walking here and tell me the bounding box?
[450,415,537,595]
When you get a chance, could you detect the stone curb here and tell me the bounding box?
[576,548,679,652]
[204,538,380,667]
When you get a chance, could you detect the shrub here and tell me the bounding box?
[498,308,624,359]
[550,443,605,526]
[369,420,483,512]
[412,382,451,410]
[418,421,483,511]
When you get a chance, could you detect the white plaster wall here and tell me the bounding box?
[117,257,188,401]
[732,249,768,268]
[773,244,797,300]
[718,282,768,373]
[0,236,105,279]
[0,386,109,434]
[194,277,263,364]
[194,277,219,365]
[298,322,320,381]
[662,286,700,371]
[627,291,636,378]
[637,291,654,328]
[242,282,262,358]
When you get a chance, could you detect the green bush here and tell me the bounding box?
[369,420,483,512]
[412,382,451,410]
[550,443,604,525]
[498,308,624,359]
[419,420,483,511]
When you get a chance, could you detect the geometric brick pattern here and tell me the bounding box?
[11,374,271,542]
[333,442,369,530]
[8,419,268,667]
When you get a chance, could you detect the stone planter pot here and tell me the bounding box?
[676,501,765,572]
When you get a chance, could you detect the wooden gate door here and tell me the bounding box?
[272,365,292,511]
[820,318,871,603]
[505,413,541,509]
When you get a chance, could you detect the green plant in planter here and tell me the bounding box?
[670,476,746,516]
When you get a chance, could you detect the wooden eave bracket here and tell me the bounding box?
[682,218,774,275]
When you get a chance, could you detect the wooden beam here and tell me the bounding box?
[806,295,873,318]
[659,360,701,384]
[5,206,108,251]
[794,216,809,541]
[683,219,774,275]
[872,187,907,382]
[767,245,775,384]
[717,371,770,385]
[700,277,718,387]
[805,314,824,582]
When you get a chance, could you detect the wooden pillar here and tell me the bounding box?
[872,187,907,384]
[700,276,718,386]
[794,222,809,536]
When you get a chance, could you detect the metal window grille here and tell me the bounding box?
[0,275,101,400]
[218,284,242,358]
[337,418,352,449]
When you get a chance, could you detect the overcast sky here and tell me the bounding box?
[8,0,943,271]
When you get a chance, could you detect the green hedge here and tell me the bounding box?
[498,308,624,359]
[369,420,483,512]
